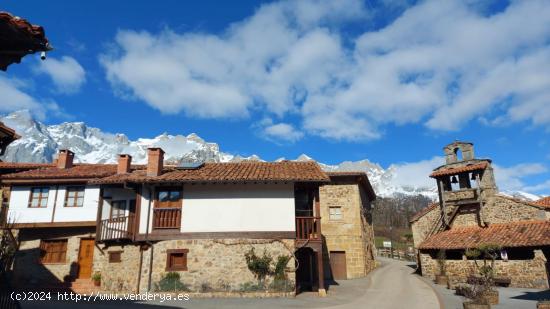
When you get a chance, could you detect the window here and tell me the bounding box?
[156,187,182,208]
[64,186,85,207]
[329,206,342,220]
[40,239,67,264]
[108,251,122,263]
[29,187,49,208]
[110,200,127,219]
[166,249,188,271]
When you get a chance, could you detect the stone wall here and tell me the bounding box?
[319,181,376,279]
[411,206,440,249]
[452,195,546,228]
[419,250,549,289]
[134,238,295,293]
[92,244,142,293]
[12,227,98,288]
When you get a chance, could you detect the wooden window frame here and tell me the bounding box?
[28,187,49,208]
[166,249,188,271]
[64,186,85,207]
[109,200,127,220]
[108,251,122,263]
[39,239,68,264]
[155,187,183,208]
[329,206,343,221]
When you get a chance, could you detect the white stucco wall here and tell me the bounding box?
[101,187,136,220]
[8,185,100,224]
[138,183,296,233]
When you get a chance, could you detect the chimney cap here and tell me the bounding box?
[118,154,132,158]
[148,147,165,153]
[59,149,75,155]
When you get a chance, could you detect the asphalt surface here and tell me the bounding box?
[18,258,441,309]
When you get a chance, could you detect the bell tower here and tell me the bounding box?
[429,141,497,228]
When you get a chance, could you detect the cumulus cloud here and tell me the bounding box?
[256,118,304,143]
[101,0,550,140]
[389,156,445,188]
[34,56,86,93]
[0,76,61,120]
[493,163,548,192]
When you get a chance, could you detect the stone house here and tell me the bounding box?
[320,172,376,281]
[410,141,550,289]
[1,146,377,296]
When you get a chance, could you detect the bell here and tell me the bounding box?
[451,176,458,184]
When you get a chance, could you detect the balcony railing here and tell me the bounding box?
[296,216,321,240]
[97,215,134,242]
[153,208,181,229]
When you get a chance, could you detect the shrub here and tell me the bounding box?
[269,279,294,292]
[464,243,501,304]
[244,248,273,287]
[91,271,101,282]
[239,281,264,292]
[154,272,190,292]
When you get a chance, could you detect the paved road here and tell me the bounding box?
[332,258,440,309]
[20,258,441,309]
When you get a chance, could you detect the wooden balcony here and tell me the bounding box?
[153,208,181,229]
[97,215,134,242]
[296,216,321,241]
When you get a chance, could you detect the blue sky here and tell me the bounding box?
[1,0,550,195]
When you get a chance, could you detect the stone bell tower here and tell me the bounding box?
[429,141,498,228]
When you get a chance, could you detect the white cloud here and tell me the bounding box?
[101,0,550,140]
[34,56,86,94]
[0,76,61,120]
[493,163,548,192]
[389,156,445,188]
[256,118,304,143]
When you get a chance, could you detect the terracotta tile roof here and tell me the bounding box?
[533,197,550,209]
[0,11,51,71]
[430,162,488,178]
[1,164,120,181]
[92,161,329,184]
[0,122,20,139]
[0,162,53,169]
[419,220,550,250]
[410,203,439,223]
[326,171,376,200]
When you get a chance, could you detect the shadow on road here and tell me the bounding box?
[510,289,550,301]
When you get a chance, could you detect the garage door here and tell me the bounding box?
[330,251,347,280]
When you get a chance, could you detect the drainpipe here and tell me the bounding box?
[145,185,154,292]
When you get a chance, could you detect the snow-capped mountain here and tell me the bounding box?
[0,110,541,201]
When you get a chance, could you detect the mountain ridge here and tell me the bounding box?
[0,110,540,201]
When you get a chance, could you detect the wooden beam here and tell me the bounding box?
[13,221,96,228]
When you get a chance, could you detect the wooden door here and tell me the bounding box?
[77,239,95,279]
[330,251,347,280]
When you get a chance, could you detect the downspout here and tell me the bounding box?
[50,185,59,222]
[145,185,154,292]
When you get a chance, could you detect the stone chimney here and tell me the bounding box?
[57,149,74,169]
[117,154,132,174]
[147,148,164,177]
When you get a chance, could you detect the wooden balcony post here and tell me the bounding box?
[314,186,321,237]
[317,248,326,296]
[95,188,104,241]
